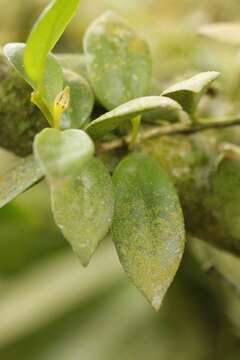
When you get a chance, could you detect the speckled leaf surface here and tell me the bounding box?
[57,53,88,79]
[62,69,94,129]
[162,71,220,114]
[83,11,152,110]
[86,96,181,138]
[4,43,63,113]
[0,156,43,208]
[34,128,94,179]
[51,158,114,266]
[112,154,185,310]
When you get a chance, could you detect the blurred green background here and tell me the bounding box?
[0,0,240,359]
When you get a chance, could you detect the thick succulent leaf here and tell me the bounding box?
[0,156,43,208]
[51,158,114,266]
[62,69,94,129]
[199,23,240,46]
[24,0,81,88]
[162,71,220,114]
[112,154,185,310]
[86,96,181,138]
[83,11,152,110]
[4,43,63,112]
[34,128,94,179]
[57,53,88,79]
[3,43,34,87]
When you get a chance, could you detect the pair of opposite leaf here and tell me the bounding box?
[34,129,185,310]
[1,0,220,309]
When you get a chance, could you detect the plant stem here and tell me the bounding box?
[31,91,53,126]
[129,115,142,150]
[98,114,240,153]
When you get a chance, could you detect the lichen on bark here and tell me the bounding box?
[140,129,240,256]
[0,55,47,156]
[1,54,240,257]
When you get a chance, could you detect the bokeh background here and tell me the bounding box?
[0,0,240,359]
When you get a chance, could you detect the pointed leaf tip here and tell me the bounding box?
[112,154,185,309]
[51,158,114,266]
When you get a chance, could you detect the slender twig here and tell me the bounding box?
[98,114,240,153]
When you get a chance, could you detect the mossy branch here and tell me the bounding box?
[0,55,47,156]
[1,56,240,257]
[98,115,240,153]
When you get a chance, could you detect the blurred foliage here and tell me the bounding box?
[0,0,240,359]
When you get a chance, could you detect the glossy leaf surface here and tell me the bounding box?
[34,128,94,178]
[84,11,152,110]
[24,0,81,90]
[51,158,114,266]
[112,154,185,310]
[162,71,220,114]
[86,96,181,138]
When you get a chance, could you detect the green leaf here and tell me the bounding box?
[199,23,240,46]
[162,71,220,114]
[112,154,185,310]
[3,43,34,86]
[4,43,63,115]
[86,96,181,139]
[83,11,152,110]
[34,128,94,179]
[57,53,88,79]
[62,69,94,129]
[0,156,43,208]
[51,158,114,266]
[24,0,81,91]
[142,104,181,124]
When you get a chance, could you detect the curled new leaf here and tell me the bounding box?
[0,156,43,208]
[199,23,240,46]
[24,0,81,90]
[84,11,152,110]
[34,128,94,178]
[112,154,185,310]
[62,69,94,129]
[86,96,181,138]
[162,71,220,114]
[51,158,114,266]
